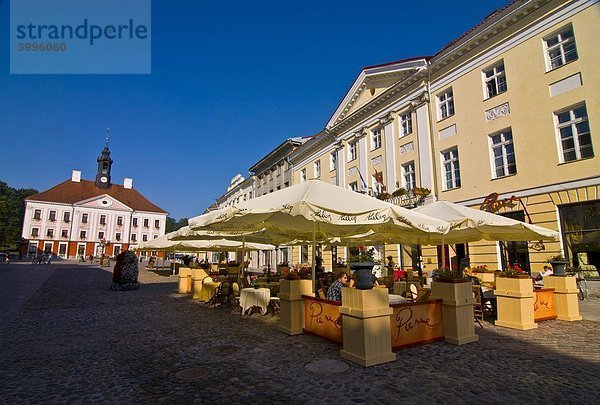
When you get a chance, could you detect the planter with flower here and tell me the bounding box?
[469,264,496,284]
[429,267,478,345]
[494,266,537,330]
[547,254,569,276]
[278,269,313,336]
[276,261,290,277]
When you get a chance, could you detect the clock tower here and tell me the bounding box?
[95,128,113,189]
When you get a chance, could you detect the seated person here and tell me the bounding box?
[326,271,353,302]
[534,265,553,285]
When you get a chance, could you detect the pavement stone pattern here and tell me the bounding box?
[1,261,599,403]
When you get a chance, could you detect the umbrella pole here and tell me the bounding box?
[312,223,317,293]
[441,235,446,272]
[241,236,246,282]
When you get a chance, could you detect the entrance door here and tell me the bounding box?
[77,244,86,258]
[58,243,67,259]
[113,245,121,257]
[44,243,52,255]
[499,211,531,273]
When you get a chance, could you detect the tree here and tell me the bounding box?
[165,216,188,233]
[0,180,38,250]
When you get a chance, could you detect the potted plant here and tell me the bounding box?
[392,187,408,197]
[547,254,568,276]
[348,247,380,290]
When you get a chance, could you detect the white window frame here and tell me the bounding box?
[142,234,148,242]
[300,168,307,183]
[63,211,70,222]
[483,61,507,99]
[131,233,137,242]
[399,112,412,137]
[544,25,578,71]
[82,213,88,223]
[554,104,593,163]
[330,152,337,171]
[349,181,359,192]
[143,218,149,228]
[489,128,517,178]
[31,227,39,237]
[33,209,41,220]
[80,230,86,239]
[117,216,123,226]
[371,128,382,150]
[314,160,321,178]
[48,210,56,221]
[46,228,54,237]
[441,147,461,190]
[437,88,455,121]
[100,214,106,225]
[98,231,105,240]
[348,141,357,162]
[115,232,121,241]
[401,161,416,190]
[61,229,68,238]
[154,219,160,229]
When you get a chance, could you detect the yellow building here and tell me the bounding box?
[289,0,600,275]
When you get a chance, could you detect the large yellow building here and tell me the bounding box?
[288,0,600,275]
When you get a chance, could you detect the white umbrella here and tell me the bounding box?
[189,180,450,289]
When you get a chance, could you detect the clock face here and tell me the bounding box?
[100,176,108,183]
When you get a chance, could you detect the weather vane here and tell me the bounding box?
[105,128,110,148]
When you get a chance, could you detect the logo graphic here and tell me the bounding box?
[10,0,151,74]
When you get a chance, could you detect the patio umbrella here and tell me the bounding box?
[188,180,450,289]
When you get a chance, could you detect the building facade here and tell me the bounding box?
[22,144,168,259]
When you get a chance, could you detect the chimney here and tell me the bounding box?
[72,170,81,182]
[124,178,133,189]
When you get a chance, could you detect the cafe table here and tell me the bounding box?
[239,287,271,315]
[199,280,221,302]
[389,294,408,305]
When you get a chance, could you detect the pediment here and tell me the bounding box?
[327,58,429,129]
[75,194,132,211]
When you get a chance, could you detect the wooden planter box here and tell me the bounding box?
[430,280,478,345]
[494,277,537,330]
[544,276,582,321]
[278,280,313,336]
[473,272,495,284]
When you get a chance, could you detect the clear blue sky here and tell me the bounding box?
[0,0,508,219]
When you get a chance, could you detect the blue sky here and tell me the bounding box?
[0,0,509,218]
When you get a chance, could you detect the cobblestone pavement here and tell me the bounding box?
[1,261,599,403]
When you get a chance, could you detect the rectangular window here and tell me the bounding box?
[400,113,412,137]
[143,218,149,228]
[100,215,106,225]
[402,162,416,190]
[441,147,461,190]
[330,152,337,171]
[48,211,56,221]
[63,211,70,222]
[371,128,382,150]
[117,216,123,226]
[132,218,138,227]
[98,231,105,240]
[131,234,137,242]
[483,61,507,98]
[80,230,86,239]
[154,219,160,229]
[31,227,39,237]
[300,168,307,183]
[81,213,88,223]
[314,161,321,178]
[349,181,359,192]
[556,104,593,162]
[61,229,68,238]
[153,235,159,239]
[348,141,357,161]
[46,228,54,237]
[437,89,455,120]
[545,25,578,70]
[490,129,517,178]
[142,234,148,242]
[33,209,41,220]
[115,232,121,241]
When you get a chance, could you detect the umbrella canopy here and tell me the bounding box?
[136,231,274,252]
[188,180,449,245]
[414,200,558,244]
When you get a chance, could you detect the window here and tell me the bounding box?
[142,234,148,242]
[46,228,54,237]
[143,218,149,228]
[437,89,455,120]
[33,209,41,220]
[81,213,88,223]
[117,216,123,226]
[80,230,86,239]
[154,219,160,229]
[63,212,70,222]
[400,113,412,137]
[441,147,461,190]
[48,211,56,221]
[314,161,321,178]
[100,215,106,225]
[483,61,507,98]
[61,230,68,238]
[98,231,105,240]
[490,129,517,178]
[31,227,39,237]
[348,141,357,161]
[131,234,137,242]
[330,152,337,171]
[556,104,593,162]
[402,162,416,190]
[300,168,307,183]
[153,235,159,239]
[349,181,359,192]
[371,128,382,150]
[545,26,578,70]
[132,218,138,227]
[115,232,121,241]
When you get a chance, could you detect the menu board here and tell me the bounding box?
[534,288,556,322]
[303,296,342,343]
[390,300,444,349]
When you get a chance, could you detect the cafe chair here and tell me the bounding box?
[230,282,241,311]
[406,283,419,303]
[472,286,484,328]
[269,297,280,315]
[209,281,232,307]
[317,288,326,299]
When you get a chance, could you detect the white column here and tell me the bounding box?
[416,103,434,191]
[337,146,346,187]
[358,135,368,192]
[384,119,396,191]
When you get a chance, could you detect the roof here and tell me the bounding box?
[26,179,168,214]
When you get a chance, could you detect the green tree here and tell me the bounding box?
[165,216,188,233]
[0,180,38,250]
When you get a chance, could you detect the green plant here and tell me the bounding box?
[413,187,431,196]
[547,254,566,262]
[432,267,467,282]
[376,192,391,200]
[348,247,380,264]
[392,188,408,197]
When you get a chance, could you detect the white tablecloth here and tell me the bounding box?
[389,294,408,305]
[239,288,271,315]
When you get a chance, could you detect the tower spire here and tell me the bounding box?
[96,128,113,188]
[105,128,110,148]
